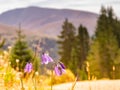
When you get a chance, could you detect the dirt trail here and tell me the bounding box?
[53,80,120,90]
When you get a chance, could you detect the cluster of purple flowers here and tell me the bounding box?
[24,52,66,76]
[41,52,66,76]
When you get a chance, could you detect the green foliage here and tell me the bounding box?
[57,18,76,69]
[112,18,120,48]
[33,57,40,72]
[57,6,120,80]
[114,50,120,79]
[70,47,78,75]
[10,28,33,71]
[87,40,102,78]
[78,69,88,80]
[76,24,90,69]
[58,19,90,79]
[87,6,120,79]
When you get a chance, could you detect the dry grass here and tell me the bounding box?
[0,51,120,90]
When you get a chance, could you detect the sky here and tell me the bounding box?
[0,0,120,18]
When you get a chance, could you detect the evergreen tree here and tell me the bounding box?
[76,24,90,70]
[106,7,120,47]
[112,17,120,48]
[70,46,78,75]
[106,8,120,79]
[114,49,120,79]
[10,25,33,71]
[87,6,120,79]
[87,40,102,78]
[57,19,76,71]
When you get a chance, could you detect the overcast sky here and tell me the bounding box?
[0,0,120,18]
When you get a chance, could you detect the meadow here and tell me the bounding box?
[1,48,120,90]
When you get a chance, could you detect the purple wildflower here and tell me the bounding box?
[24,62,33,73]
[41,53,53,64]
[54,62,66,76]
[59,62,66,69]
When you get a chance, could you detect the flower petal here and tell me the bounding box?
[24,62,32,73]
[54,66,62,76]
[41,53,53,64]
[59,62,66,69]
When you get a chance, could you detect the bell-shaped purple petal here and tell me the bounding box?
[41,54,48,64]
[45,54,53,62]
[41,53,53,64]
[24,62,33,73]
[59,62,66,69]
[54,65,62,76]
[54,63,66,76]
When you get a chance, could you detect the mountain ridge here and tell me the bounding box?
[0,6,98,38]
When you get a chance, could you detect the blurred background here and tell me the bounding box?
[0,0,120,90]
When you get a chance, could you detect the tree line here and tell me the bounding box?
[57,6,120,80]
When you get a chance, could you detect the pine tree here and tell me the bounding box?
[106,7,120,47]
[112,17,120,48]
[106,8,120,79]
[76,24,90,69]
[10,25,33,71]
[87,40,102,78]
[87,6,120,79]
[57,19,76,71]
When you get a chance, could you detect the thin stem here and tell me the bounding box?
[32,76,37,90]
[51,70,53,90]
[71,76,77,90]
[35,76,37,90]
[32,41,40,90]
[32,40,41,61]
[20,77,24,90]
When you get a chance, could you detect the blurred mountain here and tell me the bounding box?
[0,6,98,38]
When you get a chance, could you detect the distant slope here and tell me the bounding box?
[0,23,16,39]
[0,23,32,40]
[0,6,98,38]
[0,23,58,59]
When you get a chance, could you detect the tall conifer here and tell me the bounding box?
[77,24,89,69]
[87,6,120,79]
[10,25,33,71]
[57,19,76,70]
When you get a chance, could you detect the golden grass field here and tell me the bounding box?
[0,49,120,90]
[1,73,120,90]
